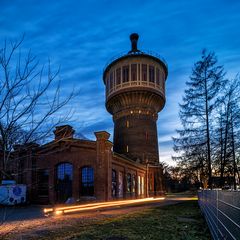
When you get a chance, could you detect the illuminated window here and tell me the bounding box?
[149,65,155,83]
[132,174,136,193]
[126,145,129,152]
[116,68,121,85]
[81,167,94,196]
[131,64,137,81]
[122,65,129,82]
[112,170,117,197]
[126,120,129,128]
[138,176,141,195]
[142,64,147,81]
[141,176,144,195]
[156,68,160,85]
[127,173,132,192]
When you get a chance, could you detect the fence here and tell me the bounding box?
[198,190,240,240]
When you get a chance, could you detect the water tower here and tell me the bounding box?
[103,33,168,164]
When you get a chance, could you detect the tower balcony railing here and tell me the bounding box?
[103,50,168,73]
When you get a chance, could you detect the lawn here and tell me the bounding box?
[30,200,211,240]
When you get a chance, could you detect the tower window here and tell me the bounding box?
[149,65,155,83]
[116,68,121,85]
[131,64,137,81]
[110,72,113,89]
[156,68,160,85]
[126,120,129,128]
[142,64,147,81]
[122,65,129,82]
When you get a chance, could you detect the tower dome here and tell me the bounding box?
[103,33,168,164]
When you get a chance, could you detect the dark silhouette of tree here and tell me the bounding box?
[213,76,240,189]
[173,49,226,188]
[0,37,76,180]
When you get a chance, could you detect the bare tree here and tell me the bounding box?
[214,76,240,189]
[0,36,76,180]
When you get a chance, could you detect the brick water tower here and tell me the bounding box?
[103,33,168,165]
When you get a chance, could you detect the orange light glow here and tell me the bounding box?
[55,210,63,215]
[45,197,165,215]
[44,208,53,213]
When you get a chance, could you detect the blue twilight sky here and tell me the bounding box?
[1,0,240,165]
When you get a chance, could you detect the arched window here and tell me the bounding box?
[81,167,94,196]
[56,163,73,203]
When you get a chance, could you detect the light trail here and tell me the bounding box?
[43,197,165,215]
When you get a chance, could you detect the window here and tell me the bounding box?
[149,65,155,83]
[110,72,113,90]
[156,68,160,85]
[141,176,144,195]
[118,172,123,197]
[56,163,73,203]
[126,120,129,128]
[138,176,141,195]
[57,163,73,181]
[122,65,129,83]
[142,64,147,81]
[132,174,136,193]
[127,173,132,192]
[126,145,129,153]
[106,77,110,93]
[112,170,117,197]
[81,167,94,196]
[116,68,121,85]
[131,64,137,81]
[37,169,49,196]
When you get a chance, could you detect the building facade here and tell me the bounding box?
[1,33,168,204]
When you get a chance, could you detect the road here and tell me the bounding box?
[0,195,197,239]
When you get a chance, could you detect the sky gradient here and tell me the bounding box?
[1,0,240,165]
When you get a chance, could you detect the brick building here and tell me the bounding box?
[1,33,168,204]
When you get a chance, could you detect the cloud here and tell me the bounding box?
[1,0,240,165]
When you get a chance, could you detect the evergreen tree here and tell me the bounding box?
[173,49,226,188]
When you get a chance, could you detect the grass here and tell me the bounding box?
[15,200,211,240]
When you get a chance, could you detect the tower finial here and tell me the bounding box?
[130,33,139,52]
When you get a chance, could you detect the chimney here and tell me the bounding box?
[54,125,75,141]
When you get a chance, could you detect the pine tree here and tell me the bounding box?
[173,49,226,188]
